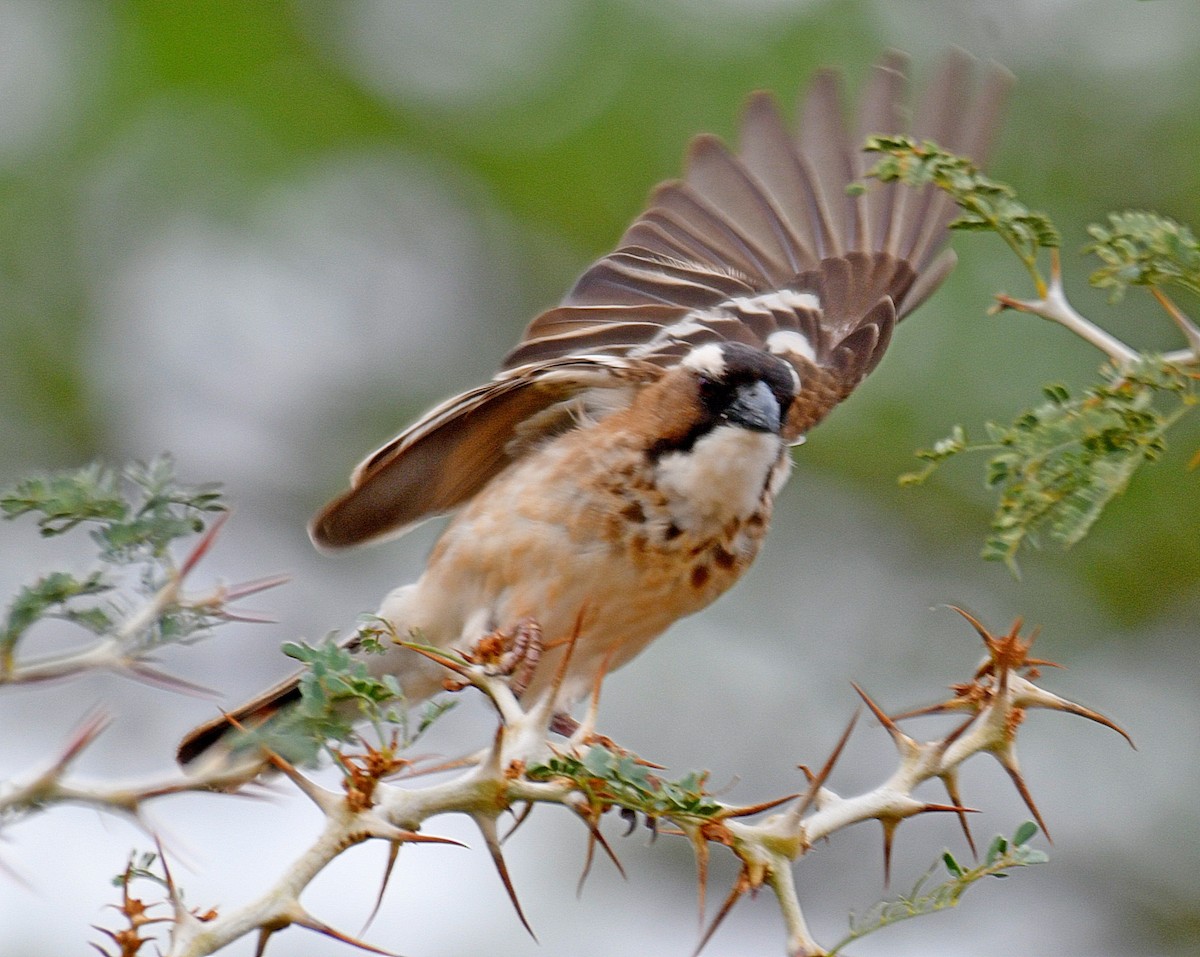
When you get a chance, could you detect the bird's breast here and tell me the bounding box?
[406,423,790,704]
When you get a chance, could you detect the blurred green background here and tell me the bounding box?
[1,2,1198,956]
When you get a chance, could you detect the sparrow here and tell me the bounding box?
[179,51,1009,766]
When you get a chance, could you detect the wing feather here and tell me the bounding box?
[738,91,825,265]
[504,52,1010,433]
[314,51,1011,547]
[797,66,859,254]
[311,358,659,548]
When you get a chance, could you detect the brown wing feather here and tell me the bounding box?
[311,358,660,548]
[314,51,1010,548]
[498,50,1009,441]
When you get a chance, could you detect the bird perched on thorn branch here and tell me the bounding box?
[179,50,1010,766]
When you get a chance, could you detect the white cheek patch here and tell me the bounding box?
[767,329,816,364]
[776,355,801,392]
[681,342,727,378]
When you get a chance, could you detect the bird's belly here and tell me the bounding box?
[405,497,767,708]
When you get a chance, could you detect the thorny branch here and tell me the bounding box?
[1,496,290,827]
[864,137,1200,371]
[92,608,1127,957]
[1,461,1130,956]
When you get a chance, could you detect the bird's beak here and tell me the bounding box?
[723,380,782,434]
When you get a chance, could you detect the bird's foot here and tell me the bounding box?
[464,617,543,697]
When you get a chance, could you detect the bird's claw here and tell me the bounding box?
[464,617,543,697]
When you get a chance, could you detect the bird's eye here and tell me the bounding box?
[696,375,725,409]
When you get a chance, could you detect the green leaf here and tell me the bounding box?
[1013,820,1039,845]
[526,745,722,822]
[905,357,1195,569]
[582,744,615,777]
[863,136,1060,273]
[830,825,1051,954]
[0,464,127,534]
[239,634,433,765]
[2,570,112,651]
[1085,211,1200,302]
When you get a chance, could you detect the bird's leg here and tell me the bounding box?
[561,647,621,752]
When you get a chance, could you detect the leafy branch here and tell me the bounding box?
[901,360,1196,569]
[863,134,1059,293]
[1087,211,1200,303]
[233,635,454,768]
[0,456,261,684]
[865,139,1200,567]
[829,822,1048,954]
[0,459,287,833]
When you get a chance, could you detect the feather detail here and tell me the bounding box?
[500,49,1010,442]
[311,357,660,548]
[313,50,1011,547]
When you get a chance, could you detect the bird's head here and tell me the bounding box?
[686,340,798,434]
[634,341,798,459]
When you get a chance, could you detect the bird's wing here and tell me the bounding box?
[504,49,1011,438]
[313,51,1011,548]
[311,355,660,547]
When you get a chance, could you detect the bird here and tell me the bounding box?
[178,50,1010,766]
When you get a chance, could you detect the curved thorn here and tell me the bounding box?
[693,869,750,957]
[722,792,802,819]
[575,810,626,897]
[502,802,536,843]
[360,841,400,936]
[577,825,598,898]
[881,818,898,888]
[395,641,471,678]
[852,682,917,753]
[996,752,1052,844]
[179,510,230,577]
[475,813,537,941]
[222,573,292,602]
[50,710,113,776]
[122,662,217,698]
[686,825,711,929]
[891,698,978,721]
[787,708,860,826]
[291,908,399,955]
[940,771,977,858]
[934,714,982,758]
[920,803,980,815]
[944,604,992,643]
[1012,678,1135,748]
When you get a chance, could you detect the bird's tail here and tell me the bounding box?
[176,671,303,767]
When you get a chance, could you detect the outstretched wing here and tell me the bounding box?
[313,51,1010,549]
[503,50,1011,439]
[311,356,660,548]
